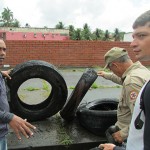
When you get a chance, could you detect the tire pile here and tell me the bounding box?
[6,60,118,136]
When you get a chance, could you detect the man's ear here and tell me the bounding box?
[112,62,120,69]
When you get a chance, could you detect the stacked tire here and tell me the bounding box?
[76,98,118,136]
[7,60,68,121]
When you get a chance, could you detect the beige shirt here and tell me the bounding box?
[103,61,150,140]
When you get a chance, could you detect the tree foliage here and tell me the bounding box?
[82,23,92,40]
[0,7,126,41]
[55,21,65,29]
[68,25,76,40]
[0,7,20,27]
[75,28,82,40]
[92,28,103,40]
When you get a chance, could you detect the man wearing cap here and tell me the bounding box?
[97,47,150,144]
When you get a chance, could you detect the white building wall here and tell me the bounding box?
[123,32,133,42]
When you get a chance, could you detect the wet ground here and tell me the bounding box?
[7,67,121,150]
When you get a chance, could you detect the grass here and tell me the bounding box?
[23,80,50,92]
[55,114,73,146]
[24,86,40,91]
[68,86,75,89]
[68,82,121,90]
[91,82,121,89]
[91,82,99,89]
[19,80,51,102]
[42,80,50,91]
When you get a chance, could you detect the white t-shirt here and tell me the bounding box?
[126,82,147,150]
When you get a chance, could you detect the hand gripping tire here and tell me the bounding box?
[76,98,118,136]
[105,125,122,146]
[7,60,68,121]
[60,68,98,121]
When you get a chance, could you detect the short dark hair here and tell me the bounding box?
[133,10,150,29]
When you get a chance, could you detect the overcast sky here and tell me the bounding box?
[0,0,150,32]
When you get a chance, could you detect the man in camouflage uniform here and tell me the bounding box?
[97,47,150,144]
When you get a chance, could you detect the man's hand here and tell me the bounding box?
[1,69,12,79]
[112,131,123,143]
[9,115,36,140]
[97,71,106,77]
[98,143,116,150]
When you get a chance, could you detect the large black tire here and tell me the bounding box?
[60,68,98,121]
[76,98,118,136]
[7,60,68,121]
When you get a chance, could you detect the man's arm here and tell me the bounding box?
[1,69,12,79]
[97,71,122,85]
[0,108,36,140]
[0,110,14,123]
[9,115,36,140]
[98,143,126,150]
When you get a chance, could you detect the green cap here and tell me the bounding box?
[103,47,128,69]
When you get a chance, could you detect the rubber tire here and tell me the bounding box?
[60,68,98,121]
[7,60,68,121]
[76,98,118,136]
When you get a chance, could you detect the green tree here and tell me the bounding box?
[82,23,92,40]
[68,25,76,40]
[92,28,103,40]
[103,30,110,41]
[55,21,65,29]
[113,28,121,41]
[0,7,20,27]
[1,7,13,27]
[11,19,20,27]
[113,28,125,41]
[75,28,82,40]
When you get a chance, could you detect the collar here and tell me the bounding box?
[122,61,142,79]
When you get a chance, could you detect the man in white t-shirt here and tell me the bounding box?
[98,10,150,150]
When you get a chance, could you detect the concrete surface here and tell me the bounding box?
[61,68,121,103]
[8,117,106,150]
[7,68,121,150]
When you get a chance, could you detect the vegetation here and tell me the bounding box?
[91,83,122,89]
[42,80,50,92]
[23,80,51,92]
[68,86,75,89]
[55,21,65,29]
[91,82,99,89]
[55,114,73,146]
[0,7,20,27]
[24,86,39,91]
[0,7,125,40]
[68,83,121,90]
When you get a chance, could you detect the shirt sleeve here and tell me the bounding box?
[104,72,123,85]
[114,146,126,150]
[125,83,142,113]
[0,110,14,123]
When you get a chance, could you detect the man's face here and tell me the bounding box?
[108,62,122,77]
[130,22,150,61]
[0,40,6,66]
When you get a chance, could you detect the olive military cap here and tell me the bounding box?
[103,47,128,69]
